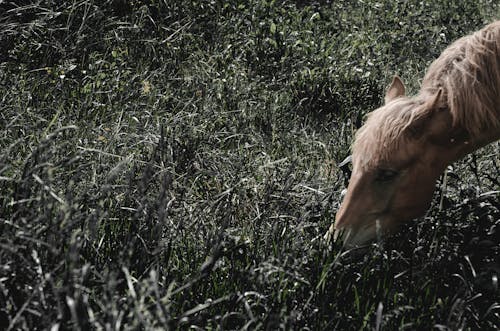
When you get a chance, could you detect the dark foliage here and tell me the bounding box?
[0,0,498,329]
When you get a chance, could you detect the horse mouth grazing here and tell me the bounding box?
[333,219,385,248]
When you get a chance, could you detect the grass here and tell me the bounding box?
[0,0,499,330]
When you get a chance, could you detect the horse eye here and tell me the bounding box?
[375,169,399,182]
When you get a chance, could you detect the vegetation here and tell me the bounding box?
[0,0,498,329]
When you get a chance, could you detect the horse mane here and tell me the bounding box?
[421,20,500,137]
[353,21,500,168]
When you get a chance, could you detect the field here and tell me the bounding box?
[1,1,499,330]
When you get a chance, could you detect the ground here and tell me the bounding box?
[0,1,499,330]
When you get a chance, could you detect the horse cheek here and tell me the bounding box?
[396,167,436,220]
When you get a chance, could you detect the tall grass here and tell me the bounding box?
[0,1,498,329]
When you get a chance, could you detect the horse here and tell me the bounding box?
[326,21,500,247]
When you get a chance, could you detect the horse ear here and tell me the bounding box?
[407,89,445,138]
[385,76,406,103]
[424,88,443,110]
[423,89,458,144]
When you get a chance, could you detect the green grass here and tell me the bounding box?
[0,0,499,329]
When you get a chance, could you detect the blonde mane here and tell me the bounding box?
[353,97,424,167]
[353,21,500,168]
[422,21,500,136]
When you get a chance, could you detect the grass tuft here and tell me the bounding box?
[1,0,499,329]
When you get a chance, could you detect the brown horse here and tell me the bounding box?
[327,21,500,247]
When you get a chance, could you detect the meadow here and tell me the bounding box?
[0,1,499,329]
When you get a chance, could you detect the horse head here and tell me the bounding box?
[331,77,465,247]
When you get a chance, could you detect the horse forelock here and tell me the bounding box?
[352,97,426,169]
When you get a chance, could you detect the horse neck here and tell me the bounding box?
[441,120,499,165]
[428,109,499,168]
